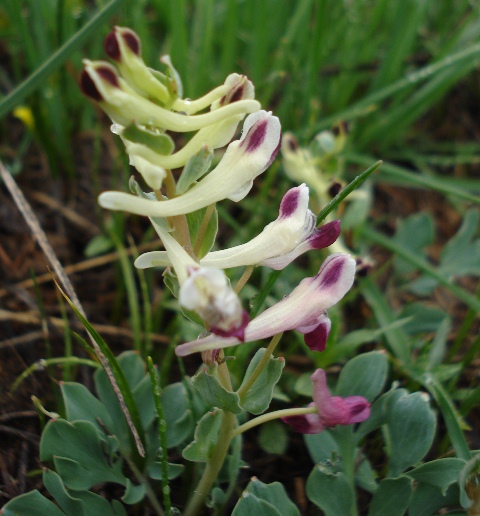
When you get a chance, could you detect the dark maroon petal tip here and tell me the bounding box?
[97,65,120,88]
[286,134,298,152]
[104,31,121,61]
[210,310,250,342]
[279,187,301,218]
[123,29,141,56]
[308,220,341,249]
[303,323,329,352]
[327,180,343,198]
[79,70,103,101]
[281,412,323,434]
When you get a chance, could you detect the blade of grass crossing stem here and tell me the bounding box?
[147,358,172,516]
[128,235,153,357]
[422,373,471,461]
[111,232,143,353]
[0,0,126,119]
[360,277,411,365]
[361,226,480,313]
[56,283,146,459]
[306,42,480,137]
[346,154,480,203]
[316,160,382,223]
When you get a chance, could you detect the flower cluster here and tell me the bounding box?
[81,27,368,435]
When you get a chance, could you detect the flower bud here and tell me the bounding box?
[104,27,171,105]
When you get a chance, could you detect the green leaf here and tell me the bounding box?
[398,303,446,334]
[40,419,125,490]
[408,483,461,516]
[232,493,281,515]
[355,387,403,443]
[322,319,409,365]
[258,421,288,455]
[68,490,126,516]
[387,392,436,477]
[392,212,435,275]
[43,469,84,516]
[161,382,195,448]
[182,410,222,462]
[122,123,174,155]
[61,382,113,435]
[192,367,243,414]
[176,146,214,194]
[336,351,388,401]
[367,476,413,516]
[186,205,218,259]
[243,478,300,516]
[84,234,114,258]
[2,490,65,516]
[355,455,378,494]
[306,465,354,516]
[122,479,146,505]
[239,348,285,415]
[147,462,184,480]
[407,458,466,495]
[439,208,480,277]
[304,430,340,465]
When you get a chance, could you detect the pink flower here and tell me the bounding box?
[282,369,371,434]
[175,253,356,357]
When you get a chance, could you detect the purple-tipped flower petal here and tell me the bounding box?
[135,185,340,271]
[282,369,371,434]
[175,252,356,357]
[99,111,280,217]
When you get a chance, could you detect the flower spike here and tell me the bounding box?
[175,253,356,356]
[281,369,371,434]
[98,111,281,217]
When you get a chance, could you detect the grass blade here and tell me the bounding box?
[0,0,125,119]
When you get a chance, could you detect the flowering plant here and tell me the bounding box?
[4,25,476,516]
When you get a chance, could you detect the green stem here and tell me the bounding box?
[232,406,317,437]
[163,170,194,257]
[237,333,283,400]
[183,410,236,516]
[234,265,255,294]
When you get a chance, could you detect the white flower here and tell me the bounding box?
[134,184,340,271]
[98,110,281,217]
